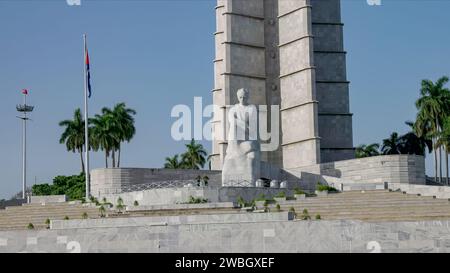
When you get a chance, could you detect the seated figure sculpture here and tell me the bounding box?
[222,88,261,187]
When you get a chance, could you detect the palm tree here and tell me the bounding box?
[90,113,119,168]
[181,139,208,169]
[164,154,184,169]
[101,103,136,167]
[400,121,433,156]
[415,76,450,182]
[59,109,86,173]
[437,117,450,185]
[355,143,380,158]
[381,132,402,155]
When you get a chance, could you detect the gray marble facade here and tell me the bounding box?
[210,0,354,171]
[2,219,450,253]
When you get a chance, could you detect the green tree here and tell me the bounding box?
[164,154,183,169]
[381,132,402,155]
[400,121,433,156]
[31,174,86,200]
[355,143,380,158]
[59,109,87,173]
[90,113,120,168]
[181,139,208,169]
[437,117,450,185]
[415,76,450,183]
[100,103,136,167]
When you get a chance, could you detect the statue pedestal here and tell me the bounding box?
[222,153,260,187]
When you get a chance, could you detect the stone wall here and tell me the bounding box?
[2,219,450,253]
[0,199,26,210]
[287,155,426,186]
[90,168,222,197]
[388,183,450,199]
[29,195,67,204]
[96,186,299,207]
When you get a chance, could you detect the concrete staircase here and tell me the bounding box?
[3,190,450,230]
[0,203,101,230]
[271,190,450,222]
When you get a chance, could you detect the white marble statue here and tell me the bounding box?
[222,88,261,187]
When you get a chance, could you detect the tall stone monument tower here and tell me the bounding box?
[211,0,354,171]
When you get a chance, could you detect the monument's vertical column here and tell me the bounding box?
[211,0,267,170]
[311,0,354,163]
[211,0,227,170]
[263,0,283,167]
[278,0,321,168]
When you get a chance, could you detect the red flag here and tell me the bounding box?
[22,89,28,95]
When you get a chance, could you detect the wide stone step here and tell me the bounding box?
[272,201,450,210]
[287,207,450,217]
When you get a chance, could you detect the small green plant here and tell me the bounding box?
[202,175,209,186]
[315,214,321,220]
[187,196,208,204]
[82,212,88,219]
[255,193,266,201]
[264,202,269,212]
[116,197,125,213]
[275,191,286,198]
[316,182,338,192]
[301,209,311,220]
[294,187,306,195]
[288,207,296,218]
[276,203,281,212]
[133,200,139,206]
[102,197,107,204]
[237,196,246,208]
[27,223,34,230]
[64,216,70,220]
[196,175,202,186]
[99,205,106,217]
[45,218,50,229]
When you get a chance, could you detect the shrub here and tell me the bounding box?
[32,173,86,200]
[99,205,106,217]
[255,193,266,201]
[301,209,311,220]
[316,182,338,192]
[288,207,296,216]
[45,218,50,229]
[276,203,281,212]
[315,214,321,220]
[64,216,70,220]
[237,196,246,208]
[116,197,125,213]
[187,196,208,204]
[27,223,34,230]
[82,212,88,219]
[275,191,286,198]
[294,188,306,195]
[102,197,107,204]
[202,176,209,186]
[133,200,139,206]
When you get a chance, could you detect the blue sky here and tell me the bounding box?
[0,0,449,199]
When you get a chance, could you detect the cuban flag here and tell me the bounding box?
[85,44,92,98]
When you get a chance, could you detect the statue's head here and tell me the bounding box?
[236,88,249,105]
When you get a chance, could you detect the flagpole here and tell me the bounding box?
[22,93,27,200]
[83,34,90,201]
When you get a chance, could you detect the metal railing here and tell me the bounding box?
[95,179,205,195]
